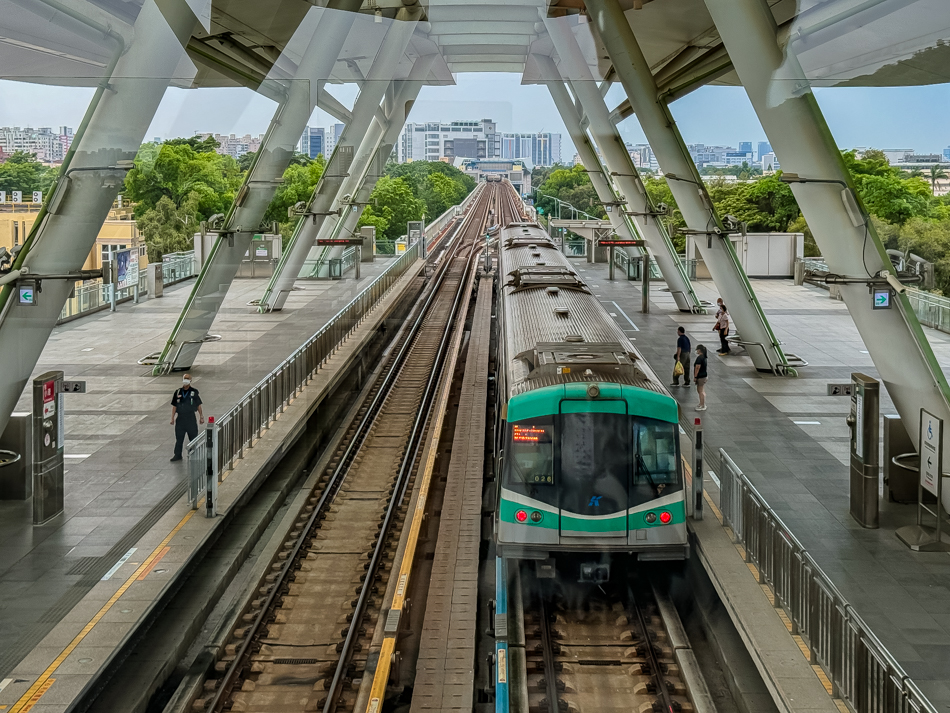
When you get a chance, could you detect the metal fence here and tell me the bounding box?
[186,241,423,495]
[718,449,938,713]
[57,251,199,324]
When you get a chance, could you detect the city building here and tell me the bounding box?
[738,141,753,154]
[458,158,531,194]
[761,152,780,172]
[400,120,500,162]
[757,141,772,160]
[325,123,344,157]
[0,126,73,163]
[500,132,561,166]
[627,143,659,171]
[197,133,264,159]
[298,126,325,159]
[881,148,915,164]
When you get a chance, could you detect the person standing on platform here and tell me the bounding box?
[714,305,731,355]
[671,327,691,387]
[170,373,204,462]
[694,345,708,411]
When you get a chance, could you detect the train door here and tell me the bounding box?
[557,402,629,542]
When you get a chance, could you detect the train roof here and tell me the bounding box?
[498,223,669,400]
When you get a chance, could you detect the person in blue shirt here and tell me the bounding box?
[671,327,691,387]
[169,374,204,462]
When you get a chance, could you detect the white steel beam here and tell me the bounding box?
[705,0,950,512]
[583,2,789,373]
[258,12,419,312]
[159,0,363,371]
[540,21,700,313]
[0,0,200,437]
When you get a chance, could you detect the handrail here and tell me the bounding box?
[185,240,424,491]
[717,449,939,713]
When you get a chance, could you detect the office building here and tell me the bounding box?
[500,132,562,166]
[0,126,74,163]
[761,152,780,172]
[325,123,344,157]
[299,126,325,159]
[400,120,500,162]
[738,141,753,154]
[757,141,772,160]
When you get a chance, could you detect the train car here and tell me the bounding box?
[493,222,688,579]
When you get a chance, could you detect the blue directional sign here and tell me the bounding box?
[18,283,36,306]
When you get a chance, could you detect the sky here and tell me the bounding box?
[3,73,950,158]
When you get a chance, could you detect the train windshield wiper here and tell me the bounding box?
[635,452,660,496]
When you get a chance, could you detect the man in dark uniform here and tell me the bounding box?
[170,373,204,462]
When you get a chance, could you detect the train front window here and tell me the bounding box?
[559,413,629,515]
[505,419,554,485]
[631,419,682,506]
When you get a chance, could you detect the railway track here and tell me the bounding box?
[189,182,510,713]
[522,575,695,713]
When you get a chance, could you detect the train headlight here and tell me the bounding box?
[530,510,543,523]
[659,511,672,524]
[645,512,657,524]
[515,510,528,522]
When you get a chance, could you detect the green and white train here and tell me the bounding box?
[493,222,688,578]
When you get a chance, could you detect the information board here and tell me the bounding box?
[597,239,645,247]
[920,409,943,496]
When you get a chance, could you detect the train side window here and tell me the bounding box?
[632,419,682,504]
[505,419,554,485]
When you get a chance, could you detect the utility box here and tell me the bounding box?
[360,226,376,263]
[146,262,164,298]
[884,415,920,503]
[0,412,32,499]
[33,371,64,524]
[848,373,880,528]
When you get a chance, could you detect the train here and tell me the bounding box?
[492,221,688,581]
[485,174,502,182]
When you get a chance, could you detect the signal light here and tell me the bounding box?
[659,511,672,524]
[530,511,543,523]
[645,512,657,524]
[515,510,528,522]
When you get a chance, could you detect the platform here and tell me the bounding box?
[0,263,396,682]
[579,261,950,709]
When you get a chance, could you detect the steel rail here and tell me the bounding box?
[630,588,678,713]
[206,187,494,713]
[323,184,496,712]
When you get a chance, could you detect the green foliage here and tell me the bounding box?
[137,194,198,262]
[263,156,326,240]
[124,142,243,220]
[358,176,425,241]
[163,135,221,153]
[0,151,57,194]
[700,162,763,180]
[534,165,606,219]
[384,161,475,218]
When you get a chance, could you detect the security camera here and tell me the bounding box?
[656,202,669,215]
[288,202,307,218]
[723,214,739,231]
[881,270,907,295]
[342,194,352,204]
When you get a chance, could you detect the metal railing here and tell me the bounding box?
[186,240,423,492]
[612,249,662,280]
[718,449,938,713]
[56,251,199,324]
[300,246,359,279]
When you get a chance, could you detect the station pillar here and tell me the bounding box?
[704,0,950,512]
[584,1,787,373]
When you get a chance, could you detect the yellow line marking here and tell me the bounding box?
[365,637,395,710]
[813,665,834,695]
[17,678,53,713]
[137,546,170,580]
[11,510,196,713]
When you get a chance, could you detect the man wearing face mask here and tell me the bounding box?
[169,373,204,462]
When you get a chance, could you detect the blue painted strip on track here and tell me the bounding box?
[495,556,509,713]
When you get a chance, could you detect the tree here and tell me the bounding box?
[238,151,257,172]
[262,156,326,242]
[534,165,606,219]
[137,194,197,262]
[0,151,57,195]
[358,176,424,241]
[929,165,947,195]
[163,135,220,153]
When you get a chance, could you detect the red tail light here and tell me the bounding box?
[659,511,672,524]
[515,510,528,522]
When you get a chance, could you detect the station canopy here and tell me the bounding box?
[1,0,950,97]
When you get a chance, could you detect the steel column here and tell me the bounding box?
[706,0,950,511]
[321,57,434,249]
[539,23,699,313]
[259,13,418,311]
[584,2,787,372]
[0,0,199,437]
[159,0,362,371]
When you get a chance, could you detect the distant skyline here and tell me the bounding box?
[3,75,950,159]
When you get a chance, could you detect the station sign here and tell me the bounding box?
[17,280,37,306]
[597,239,645,247]
[316,238,364,245]
[872,287,892,309]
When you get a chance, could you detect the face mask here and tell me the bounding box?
[183,379,191,386]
